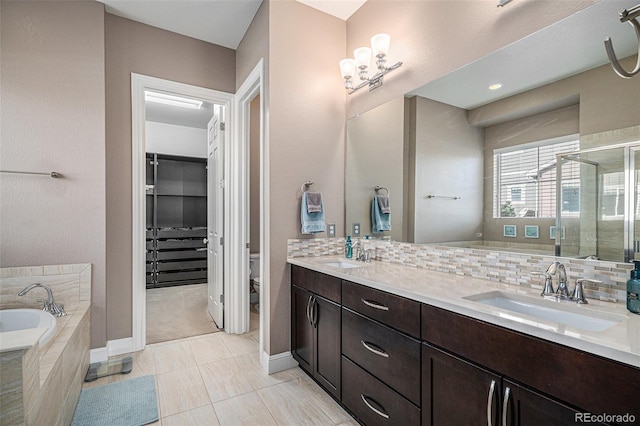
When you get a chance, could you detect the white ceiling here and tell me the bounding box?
[297,0,367,20]
[98,0,364,51]
[409,0,640,110]
[98,0,263,49]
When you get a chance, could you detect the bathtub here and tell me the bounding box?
[0,264,91,426]
[0,309,57,347]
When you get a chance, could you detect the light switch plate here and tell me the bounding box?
[328,223,336,237]
[353,223,360,236]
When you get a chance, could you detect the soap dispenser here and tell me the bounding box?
[628,260,640,314]
[345,236,353,259]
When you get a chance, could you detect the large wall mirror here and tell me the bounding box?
[345,0,640,262]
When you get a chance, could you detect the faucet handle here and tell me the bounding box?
[531,272,555,297]
[570,279,602,305]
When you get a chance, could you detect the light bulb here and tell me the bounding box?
[339,59,356,79]
[371,33,390,57]
[354,47,372,69]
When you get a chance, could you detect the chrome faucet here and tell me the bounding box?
[538,263,602,304]
[555,263,570,299]
[354,239,371,262]
[17,283,67,316]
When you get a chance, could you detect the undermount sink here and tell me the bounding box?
[464,291,624,332]
[322,260,366,269]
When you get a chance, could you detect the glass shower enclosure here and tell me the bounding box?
[556,142,640,262]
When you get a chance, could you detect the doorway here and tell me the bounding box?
[131,74,234,352]
[143,91,220,344]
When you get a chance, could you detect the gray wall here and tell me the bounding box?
[105,14,236,343]
[346,96,405,241]
[0,1,107,348]
[411,97,484,243]
[250,95,261,254]
[267,1,346,356]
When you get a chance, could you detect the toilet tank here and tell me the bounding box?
[249,253,260,280]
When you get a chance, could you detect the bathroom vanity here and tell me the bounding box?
[289,258,640,426]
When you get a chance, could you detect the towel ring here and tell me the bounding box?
[301,181,314,193]
[375,186,390,197]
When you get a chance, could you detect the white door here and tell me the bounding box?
[207,106,225,327]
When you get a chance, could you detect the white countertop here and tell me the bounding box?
[288,256,640,368]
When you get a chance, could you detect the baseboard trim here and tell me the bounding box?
[89,337,134,364]
[89,347,108,364]
[261,350,298,374]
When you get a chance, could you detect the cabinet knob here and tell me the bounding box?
[203,238,209,245]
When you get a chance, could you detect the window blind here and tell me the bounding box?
[494,139,579,218]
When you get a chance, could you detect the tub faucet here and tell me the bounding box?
[18,283,67,316]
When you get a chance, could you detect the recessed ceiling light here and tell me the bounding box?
[489,83,503,90]
[145,91,203,109]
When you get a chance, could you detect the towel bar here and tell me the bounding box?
[0,170,61,178]
[426,194,461,200]
[374,186,390,196]
[301,181,314,192]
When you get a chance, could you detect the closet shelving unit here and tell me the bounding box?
[146,153,208,289]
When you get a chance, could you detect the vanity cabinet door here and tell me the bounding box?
[292,285,313,374]
[291,284,341,399]
[314,295,341,400]
[422,343,501,426]
[502,379,607,426]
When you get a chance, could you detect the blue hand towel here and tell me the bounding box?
[371,195,391,233]
[301,192,326,234]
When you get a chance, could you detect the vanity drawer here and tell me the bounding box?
[342,308,421,406]
[342,356,420,426]
[342,281,420,338]
[291,265,341,303]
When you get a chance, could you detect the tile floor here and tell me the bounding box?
[83,309,356,425]
[146,284,220,344]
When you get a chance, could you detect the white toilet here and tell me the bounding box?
[249,253,261,309]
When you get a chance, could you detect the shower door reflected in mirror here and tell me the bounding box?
[633,148,640,261]
[558,143,640,262]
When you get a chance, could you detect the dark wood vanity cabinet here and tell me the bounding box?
[291,266,341,399]
[290,265,639,426]
[422,344,592,426]
[422,304,637,426]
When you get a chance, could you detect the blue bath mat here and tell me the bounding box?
[71,375,158,426]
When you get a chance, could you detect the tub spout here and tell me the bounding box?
[17,283,67,316]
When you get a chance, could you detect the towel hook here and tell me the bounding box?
[301,181,314,193]
[374,186,390,197]
[604,4,640,78]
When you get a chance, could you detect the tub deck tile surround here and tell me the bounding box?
[287,238,630,302]
[0,264,91,426]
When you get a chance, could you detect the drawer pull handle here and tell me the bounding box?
[361,394,390,419]
[361,340,389,358]
[487,379,496,426]
[502,387,511,426]
[361,298,389,311]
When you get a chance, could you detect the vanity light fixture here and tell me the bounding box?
[145,91,203,110]
[339,33,403,94]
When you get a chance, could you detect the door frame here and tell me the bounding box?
[131,73,234,351]
[234,60,267,359]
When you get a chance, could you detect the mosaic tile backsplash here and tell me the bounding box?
[288,238,631,302]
